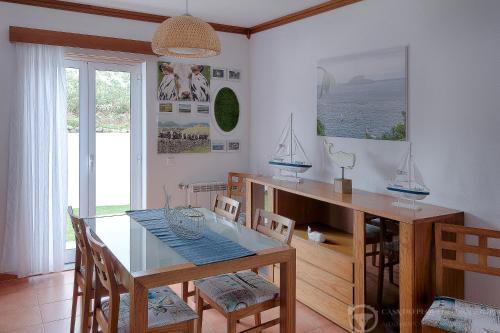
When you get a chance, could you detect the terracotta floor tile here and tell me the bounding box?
[29,271,74,290]
[2,324,44,333]
[0,306,42,332]
[0,279,34,296]
[0,289,38,312]
[306,325,348,333]
[36,283,74,304]
[43,317,81,333]
[39,299,74,323]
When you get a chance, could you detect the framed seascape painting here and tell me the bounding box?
[157,116,210,153]
[317,46,407,141]
[158,62,211,102]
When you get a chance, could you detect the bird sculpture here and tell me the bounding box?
[307,226,326,243]
[324,140,356,193]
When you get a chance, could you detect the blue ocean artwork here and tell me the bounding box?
[317,47,407,141]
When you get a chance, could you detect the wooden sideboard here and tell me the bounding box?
[245,176,464,333]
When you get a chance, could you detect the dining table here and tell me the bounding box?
[84,207,296,333]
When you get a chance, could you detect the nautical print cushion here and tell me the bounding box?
[101,286,197,332]
[422,296,500,333]
[194,271,279,313]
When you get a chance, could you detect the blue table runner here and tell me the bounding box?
[126,209,255,266]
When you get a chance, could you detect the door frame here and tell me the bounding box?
[64,60,143,262]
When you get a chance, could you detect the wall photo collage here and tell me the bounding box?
[156,61,242,154]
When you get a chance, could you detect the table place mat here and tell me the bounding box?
[126,209,255,266]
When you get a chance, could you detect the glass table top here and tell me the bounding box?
[85,208,285,274]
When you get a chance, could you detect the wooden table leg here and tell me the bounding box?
[280,248,296,333]
[129,278,148,333]
[399,222,415,333]
[353,210,366,333]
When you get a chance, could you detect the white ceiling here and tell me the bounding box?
[65,0,327,27]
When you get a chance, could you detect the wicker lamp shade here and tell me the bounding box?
[152,15,221,58]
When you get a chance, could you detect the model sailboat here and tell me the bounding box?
[387,144,430,210]
[269,114,312,182]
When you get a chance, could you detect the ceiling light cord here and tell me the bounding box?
[185,0,189,15]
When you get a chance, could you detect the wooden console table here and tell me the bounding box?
[245,176,464,333]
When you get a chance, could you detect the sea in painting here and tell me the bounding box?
[317,47,407,140]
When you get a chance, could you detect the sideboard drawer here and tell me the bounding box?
[291,236,354,283]
[296,258,354,304]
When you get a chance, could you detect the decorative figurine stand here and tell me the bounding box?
[334,167,352,194]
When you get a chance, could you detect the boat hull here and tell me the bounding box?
[386,185,429,201]
[269,161,312,174]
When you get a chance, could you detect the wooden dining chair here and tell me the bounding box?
[421,223,500,333]
[194,208,295,333]
[182,194,242,302]
[213,194,241,222]
[227,172,253,225]
[68,206,95,333]
[86,228,197,333]
[227,172,253,199]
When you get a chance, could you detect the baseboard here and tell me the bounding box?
[0,273,17,282]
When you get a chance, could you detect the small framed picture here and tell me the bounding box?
[197,103,210,114]
[227,69,241,81]
[159,103,173,113]
[179,103,192,113]
[211,140,226,152]
[227,140,240,152]
[211,67,226,80]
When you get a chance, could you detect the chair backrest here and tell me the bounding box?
[435,223,500,294]
[227,172,253,199]
[252,208,295,245]
[68,206,92,277]
[213,194,241,222]
[86,228,120,333]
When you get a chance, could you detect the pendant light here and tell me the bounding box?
[152,0,221,58]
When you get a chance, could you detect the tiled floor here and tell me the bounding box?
[0,271,347,333]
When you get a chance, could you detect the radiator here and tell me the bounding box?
[179,181,228,208]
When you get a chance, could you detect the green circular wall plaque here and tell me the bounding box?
[214,88,239,133]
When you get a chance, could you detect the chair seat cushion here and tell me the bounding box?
[422,296,500,333]
[194,271,279,313]
[101,286,197,332]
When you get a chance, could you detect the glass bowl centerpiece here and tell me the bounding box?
[164,207,206,240]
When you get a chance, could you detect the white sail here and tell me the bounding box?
[269,114,312,180]
[387,145,430,204]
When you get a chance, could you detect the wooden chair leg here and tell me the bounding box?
[389,264,395,284]
[377,250,385,308]
[371,244,377,266]
[254,313,262,332]
[70,281,79,333]
[227,315,237,333]
[186,320,195,333]
[182,281,189,302]
[195,289,204,333]
[80,286,93,333]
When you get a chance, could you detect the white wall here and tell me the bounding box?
[0,3,250,241]
[249,0,500,306]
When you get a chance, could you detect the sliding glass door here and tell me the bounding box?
[65,60,142,260]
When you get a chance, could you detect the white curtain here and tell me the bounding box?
[0,44,67,277]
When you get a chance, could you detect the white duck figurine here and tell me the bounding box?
[307,226,326,243]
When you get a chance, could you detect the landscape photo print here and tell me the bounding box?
[157,116,210,153]
[317,47,407,141]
